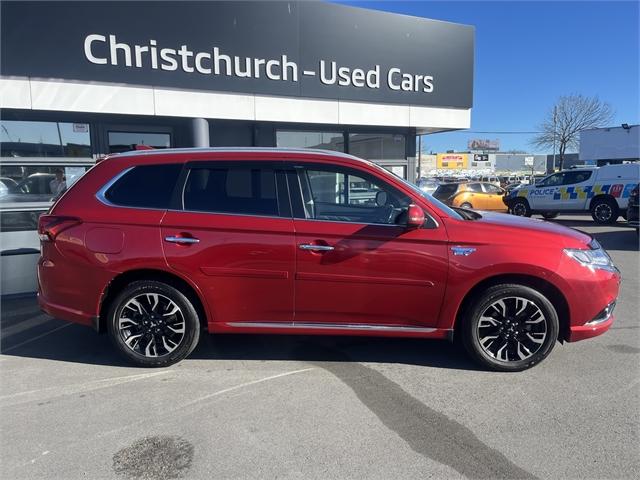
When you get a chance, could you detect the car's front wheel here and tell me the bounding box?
[107,281,201,367]
[461,284,559,371]
[460,202,473,209]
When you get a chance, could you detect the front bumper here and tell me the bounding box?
[568,301,616,341]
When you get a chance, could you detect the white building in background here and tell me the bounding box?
[580,125,640,165]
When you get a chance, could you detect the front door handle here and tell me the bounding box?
[165,236,200,245]
[299,244,334,252]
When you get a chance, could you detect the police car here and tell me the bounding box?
[504,163,640,224]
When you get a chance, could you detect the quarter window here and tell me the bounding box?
[104,164,182,209]
[183,167,279,217]
[297,166,410,225]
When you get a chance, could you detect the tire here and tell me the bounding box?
[107,280,201,367]
[541,212,559,219]
[510,199,531,217]
[460,202,473,209]
[590,197,619,224]
[460,284,559,372]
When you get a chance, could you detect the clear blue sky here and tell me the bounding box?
[334,0,640,154]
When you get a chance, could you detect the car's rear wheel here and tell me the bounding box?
[591,198,619,224]
[460,202,473,209]
[541,211,559,219]
[510,199,531,217]
[461,284,559,372]
[107,281,200,367]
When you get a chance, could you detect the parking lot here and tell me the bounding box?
[1,215,638,480]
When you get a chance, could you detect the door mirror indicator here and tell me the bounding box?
[406,204,425,228]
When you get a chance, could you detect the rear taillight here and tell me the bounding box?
[38,215,82,242]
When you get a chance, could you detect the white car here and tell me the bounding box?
[504,163,640,223]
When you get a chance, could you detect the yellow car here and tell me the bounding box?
[432,182,508,212]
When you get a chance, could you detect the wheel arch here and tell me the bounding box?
[589,193,617,210]
[452,273,571,342]
[97,268,210,334]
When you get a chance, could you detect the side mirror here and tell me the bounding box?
[406,204,425,228]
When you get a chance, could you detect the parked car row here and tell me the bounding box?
[421,164,639,230]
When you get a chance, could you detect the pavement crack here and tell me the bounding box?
[303,345,538,480]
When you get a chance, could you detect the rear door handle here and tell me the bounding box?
[299,244,334,252]
[165,236,200,245]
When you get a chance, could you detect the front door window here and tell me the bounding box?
[297,166,410,225]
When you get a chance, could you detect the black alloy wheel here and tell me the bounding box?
[590,198,619,224]
[107,281,200,367]
[461,284,559,371]
[510,199,531,217]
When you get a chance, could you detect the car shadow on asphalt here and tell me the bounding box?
[190,333,481,371]
[1,310,479,372]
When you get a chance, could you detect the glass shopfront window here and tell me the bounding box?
[0,210,45,233]
[348,133,406,161]
[276,131,345,152]
[108,131,171,154]
[382,165,407,178]
[0,164,91,205]
[0,121,92,157]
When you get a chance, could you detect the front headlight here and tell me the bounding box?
[564,240,617,272]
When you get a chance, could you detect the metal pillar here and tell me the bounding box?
[190,118,210,147]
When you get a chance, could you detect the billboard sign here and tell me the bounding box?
[437,153,468,169]
[468,139,500,151]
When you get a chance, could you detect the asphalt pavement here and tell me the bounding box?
[1,215,638,480]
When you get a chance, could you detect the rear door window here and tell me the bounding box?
[562,171,592,185]
[466,183,483,193]
[183,166,279,217]
[482,183,502,194]
[104,164,182,209]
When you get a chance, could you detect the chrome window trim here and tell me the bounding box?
[95,166,136,208]
[166,209,290,221]
[227,322,439,333]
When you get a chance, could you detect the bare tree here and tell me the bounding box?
[531,94,614,171]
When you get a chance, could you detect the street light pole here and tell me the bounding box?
[552,106,557,172]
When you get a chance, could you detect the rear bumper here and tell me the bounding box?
[38,293,96,329]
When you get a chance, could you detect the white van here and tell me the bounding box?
[504,163,640,223]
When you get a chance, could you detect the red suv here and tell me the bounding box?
[38,148,620,371]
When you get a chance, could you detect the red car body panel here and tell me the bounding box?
[38,149,620,345]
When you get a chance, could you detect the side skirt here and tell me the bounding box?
[209,321,451,339]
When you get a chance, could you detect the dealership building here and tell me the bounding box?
[0,1,474,294]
